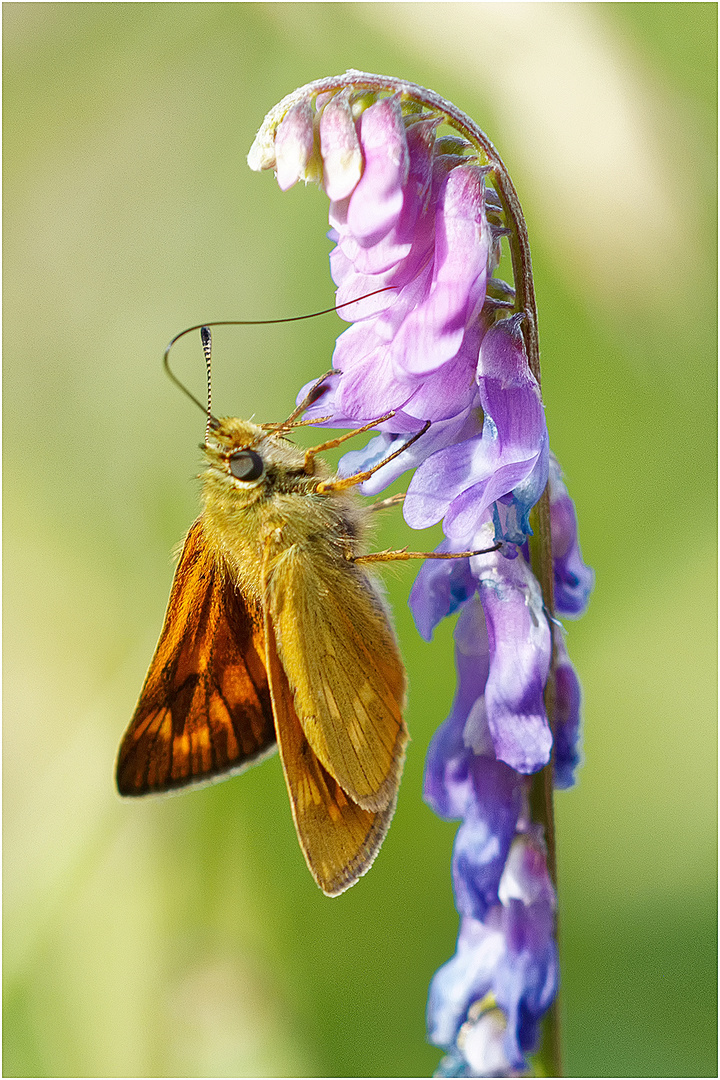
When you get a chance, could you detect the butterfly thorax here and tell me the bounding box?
[200,416,369,605]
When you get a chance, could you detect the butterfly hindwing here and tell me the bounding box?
[116,518,276,796]
[264,611,395,896]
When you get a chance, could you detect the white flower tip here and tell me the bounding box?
[320,89,364,201]
[322,146,363,201]
[459,1007,512,1077]
[273,100,319,191]
[498,833,555,909]
[247,128,277,172]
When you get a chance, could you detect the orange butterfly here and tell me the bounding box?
[116,413,409,896]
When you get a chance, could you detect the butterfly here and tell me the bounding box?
[116,410,410,896]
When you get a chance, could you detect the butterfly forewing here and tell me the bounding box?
[264,613,396,896]
[116,518,276,796]
[267,546,408,813]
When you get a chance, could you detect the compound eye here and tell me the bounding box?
[228,449,264,482]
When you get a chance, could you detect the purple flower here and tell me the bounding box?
[428,832,558,1075]
[423,597,526,919]
[403,316,547,541]
[252,85,544,549]
[477,554,552,774]
[549,453,594,617]
[552,632,583,790]
[249,73,593,1078]
[421,574,560,1074]
[412,545,552,775]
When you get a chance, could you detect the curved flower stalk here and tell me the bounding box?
[249,71,593,1077]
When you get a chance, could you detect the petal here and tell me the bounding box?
[339,116,438,275]
[391,165,490,376]
[552,633,583,790]
[273,100,318,190]
[337,394,482,495]
[494,898,559,1068]
[338,431,413,494]
[344,95,409,247]
[409,543,477,641]
[400,320,482,422]
[293,371,367,428]
[423,599,491,817]
[492,431,549,545]
[423,709,473,821]
[452,767,524,921]
[295,372,424,431]
[319,89,363,201]
[475,311,530,384]
[427,914,505,1048]
[404,434,487,530]
[333,313,480,427]
[338,255,434,361]
[403,321,546,534]
[330,153,454,317]
[461,1008,515,1078]
[549,453,594,618]
[474,553,552,773]
[333,342,416,420]
[497,831,556,910]
[408,512,497,638]
[404,421,530,533]
[330,241,402,319]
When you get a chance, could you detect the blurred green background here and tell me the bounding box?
[4,3,716,1077]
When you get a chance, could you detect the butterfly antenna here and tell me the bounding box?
[163,330,211,418]
[162,286,396,420]
[200,327,214,443]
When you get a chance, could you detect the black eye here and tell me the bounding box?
[228,449,264,482]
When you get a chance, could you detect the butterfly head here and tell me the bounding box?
[202,416,326,509]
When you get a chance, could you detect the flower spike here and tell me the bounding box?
[250,72,593,1077]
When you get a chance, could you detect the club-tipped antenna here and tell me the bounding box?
[200,327,214,443]
[162,334,209,417]
[162,286,396,419]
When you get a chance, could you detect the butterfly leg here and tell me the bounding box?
[304,411,397,474]
[352,543,502,565]
[316,420,431,493]
[277,370,335,429]
[369,493,406,513]
[260,370,337,436]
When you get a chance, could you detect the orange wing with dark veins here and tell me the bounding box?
[116,518,276,796]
